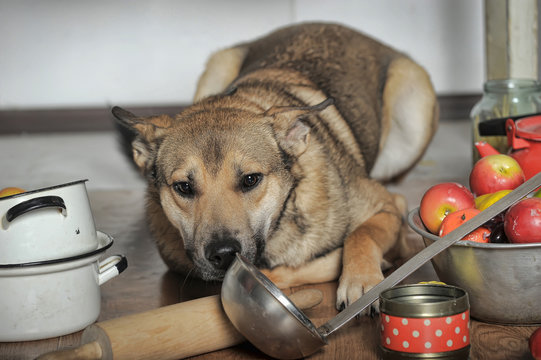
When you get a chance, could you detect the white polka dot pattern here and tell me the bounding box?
[380,310,470,354]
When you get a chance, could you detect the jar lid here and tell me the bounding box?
[380,284,469,318]
[515,115,541,141]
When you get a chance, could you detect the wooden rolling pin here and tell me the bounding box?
[37,289,323,360]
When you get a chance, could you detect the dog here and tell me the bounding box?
[112,22,438,312]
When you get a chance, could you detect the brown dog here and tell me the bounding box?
[113,22,438,312]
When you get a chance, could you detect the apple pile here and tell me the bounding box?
[420,154,541,244]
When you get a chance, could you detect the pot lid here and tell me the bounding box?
[515,115,541,140]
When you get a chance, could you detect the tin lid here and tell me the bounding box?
[515,115,541,141]
[380,284,469,318]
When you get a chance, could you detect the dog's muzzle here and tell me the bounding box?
[205,238,241,271]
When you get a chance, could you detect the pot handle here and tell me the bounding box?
[98,255,128,286]
[5,196,66,224]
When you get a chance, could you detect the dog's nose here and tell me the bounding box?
[205,239,241,270]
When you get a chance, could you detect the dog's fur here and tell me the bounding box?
[113,23,438,312]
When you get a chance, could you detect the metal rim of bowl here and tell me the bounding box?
[408,207,541,249]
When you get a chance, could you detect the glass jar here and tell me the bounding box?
[470,79,541,164]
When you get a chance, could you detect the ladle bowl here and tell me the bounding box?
[221,254,325,359]
[221,172,541,359]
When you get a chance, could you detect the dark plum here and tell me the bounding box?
[489,223,508,243]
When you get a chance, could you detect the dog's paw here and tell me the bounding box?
[336,272,384,317]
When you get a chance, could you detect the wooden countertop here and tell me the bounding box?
[0,189,536,360]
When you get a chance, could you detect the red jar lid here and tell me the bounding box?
[516,115,541,140]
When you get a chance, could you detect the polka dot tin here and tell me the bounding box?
[379,284,470,359]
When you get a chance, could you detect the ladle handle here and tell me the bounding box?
[318,172,541,337]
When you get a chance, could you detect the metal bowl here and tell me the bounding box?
[408,208,541,325]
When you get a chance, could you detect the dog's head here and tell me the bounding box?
[113,98,332,280]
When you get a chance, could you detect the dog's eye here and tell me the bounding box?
[241,173,262,191]
[173,181,194,197]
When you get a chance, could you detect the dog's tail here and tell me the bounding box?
[193,46,249,102]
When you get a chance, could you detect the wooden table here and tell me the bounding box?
[0,189,536,360]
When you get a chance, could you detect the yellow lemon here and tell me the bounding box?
[0,187,26,198]
[474,193,491,209]
[474,189,512,211]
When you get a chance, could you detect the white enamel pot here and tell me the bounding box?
[0,180,98,264]
[0,231,127,342]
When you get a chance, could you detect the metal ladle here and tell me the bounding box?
[221,172,541,359]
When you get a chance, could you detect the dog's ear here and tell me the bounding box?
[112,106,173,174]
[265,98,334,156]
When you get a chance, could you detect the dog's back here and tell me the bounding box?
[195,22,438,180]
[239,23,398,169]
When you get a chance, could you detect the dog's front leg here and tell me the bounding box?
[336,203,403,315]
[260,248,342,289]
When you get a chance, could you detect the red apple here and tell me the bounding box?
[420,182,475,234]
[504,198,541,243]
[469,154,525,196]
[530,327,541,360]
